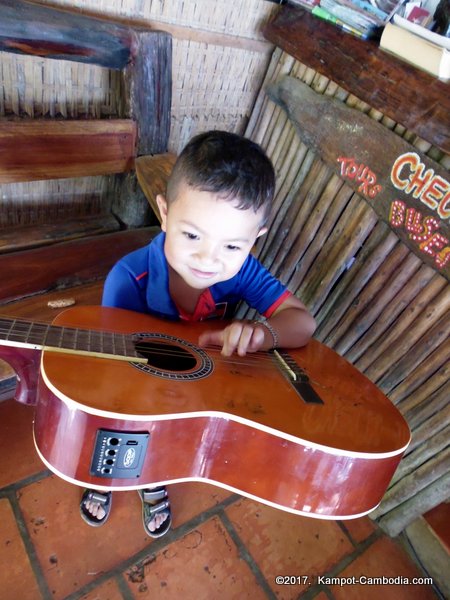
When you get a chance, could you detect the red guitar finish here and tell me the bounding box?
[2,306,410,519]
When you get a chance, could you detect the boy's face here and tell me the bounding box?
[156,184,267,290]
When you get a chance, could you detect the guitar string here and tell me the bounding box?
[0,332,285,370]
[0,341,306,381]
[0,323,307,371]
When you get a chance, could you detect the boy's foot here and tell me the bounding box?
[80,489,112,527]
[139,487,171,538]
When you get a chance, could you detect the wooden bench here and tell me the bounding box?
[0,1,175,399]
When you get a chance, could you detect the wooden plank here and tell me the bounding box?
[0,120,137,183]
[0,281,104,321]
[0,0,134,69]
[264,5,450,154]
[267,76,450,280]
[0,215,120,254]
[404,518,450,599]
[0,280,105,396]
[125,32,172,155]
[0,227,159,304]
[135,153,177,220]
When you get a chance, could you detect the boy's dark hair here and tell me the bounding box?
[166,130,275,222]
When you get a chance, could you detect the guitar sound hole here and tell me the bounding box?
[135,341,197,372]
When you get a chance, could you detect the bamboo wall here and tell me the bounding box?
[240,48,449,537]
[0,0,276,228]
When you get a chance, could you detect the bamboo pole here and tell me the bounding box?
[397,364,449,414]
[375,472,450,537]
[389,342,450,406]
[269,118,296,172]
[391,424,450,484]
[245,48,294,141]
[259,150,317,267]
[405,384,449,430]
[372,446,450,518]
[334,252,422,356]
[315,223,396,336]
[405,404,450,455]
[256,130,306,255]
[343,263,435,363]
[287,178,353,295]
[260,105,285,157]
[322,241,409,346]
[270,161,333,279]
[366,307,448,394]
[301,199,378,314]
[363,286,450,383]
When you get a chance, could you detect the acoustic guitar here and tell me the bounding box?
[0,305,410,520]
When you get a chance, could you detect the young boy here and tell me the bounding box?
[80,130,316,537]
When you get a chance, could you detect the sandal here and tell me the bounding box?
[80,489,112,527]
[138,487,171,538]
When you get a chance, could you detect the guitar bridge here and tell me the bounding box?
[90,429,149,478]
[273,350,324,405]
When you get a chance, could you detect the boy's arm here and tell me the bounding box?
[198,295,316,356]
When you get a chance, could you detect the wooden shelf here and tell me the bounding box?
[263,5,450,154]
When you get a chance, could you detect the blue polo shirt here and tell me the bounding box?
[102,232,290,321]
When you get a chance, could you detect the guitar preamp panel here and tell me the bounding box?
[90,429,149,478]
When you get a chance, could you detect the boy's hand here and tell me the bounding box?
[198,320,266,356]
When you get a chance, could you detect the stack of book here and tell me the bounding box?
[379,0,450,80]
[316,0,395,38]
[285,0,403,39]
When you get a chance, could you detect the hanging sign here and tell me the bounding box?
[268,77,450,280]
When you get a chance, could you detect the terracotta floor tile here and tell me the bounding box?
[17,476,153,599]
[0,498,42,600]
[123,516,269,599]
[0,399,44,487]
[167,481,233,528]
[342,516,377,544]
[226,498,353,599]
[77,577,124,600]
[331,536,438,599]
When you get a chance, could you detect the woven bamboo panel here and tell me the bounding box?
[0,0,274,228]
[243,48,450,536]
[170,40,271,152]
[0,52,124,118]
[0,177,112,228]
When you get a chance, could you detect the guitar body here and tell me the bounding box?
[33,306,410,519]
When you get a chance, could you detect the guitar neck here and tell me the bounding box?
[0,317,145,363]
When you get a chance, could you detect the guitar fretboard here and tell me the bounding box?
[0,317,141,362]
